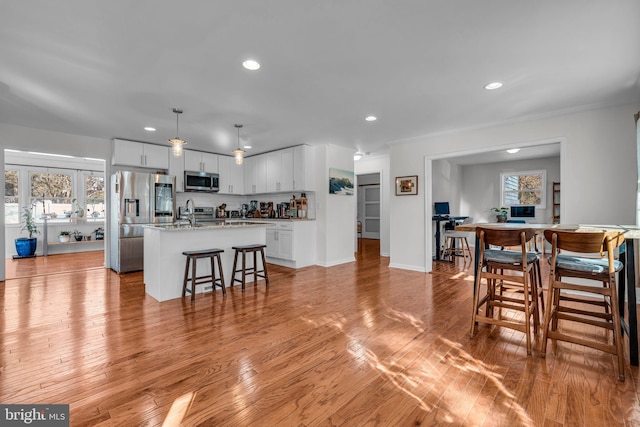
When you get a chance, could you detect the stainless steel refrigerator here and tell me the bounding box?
[109,171,176,273]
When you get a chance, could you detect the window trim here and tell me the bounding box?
[500,169,547,209]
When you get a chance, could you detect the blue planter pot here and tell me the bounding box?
[15,237,37,257]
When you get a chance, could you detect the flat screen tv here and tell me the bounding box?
[511,205,535,218]
[434,202,450,215]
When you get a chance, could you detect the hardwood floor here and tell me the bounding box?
[1,240,639,426]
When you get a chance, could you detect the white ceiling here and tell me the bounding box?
[1,1,639,157]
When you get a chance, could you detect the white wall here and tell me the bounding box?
[315,145,357,266]
[391,103,639,273]
[355,154,390,256]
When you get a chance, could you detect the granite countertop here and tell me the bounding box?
[144,221,271,231]
[226,218,316,222]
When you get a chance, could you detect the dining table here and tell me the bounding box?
[455,222,640,366]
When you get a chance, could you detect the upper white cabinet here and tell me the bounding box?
[244,155,267,194]
[218,155,244,194]
[266,148,294,192]
[184,150,218,173]
[168,153,185,192]
[112,139,169,170]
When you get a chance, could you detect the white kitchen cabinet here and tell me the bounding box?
[168,152,185,192]
[112,139,169,170]
[293,145,314,191]
[265,223,294,260]
[244,155,267,194]
[218,155,244,194]
[266,148,294,192]
[184,150,218,173]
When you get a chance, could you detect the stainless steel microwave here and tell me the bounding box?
[184,171,219,192]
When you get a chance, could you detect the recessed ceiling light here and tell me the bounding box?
[484,82,503,90]
[242,59,260,70]
[365,116,377,122]
[506,148,520,154]
[243,145,252,149]
[354,153,363,161]
[144,127,156,132]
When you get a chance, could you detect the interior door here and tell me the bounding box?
[361,185,380,239]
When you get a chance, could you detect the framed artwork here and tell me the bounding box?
[329,168,354,195]
[395,175,418,196]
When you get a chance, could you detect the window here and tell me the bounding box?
[500,170,546,208]
[84,174,105,221]
[30,171,73,220]
[5,169,19,224]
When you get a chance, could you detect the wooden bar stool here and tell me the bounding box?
[231,244,269,290]
[542,230,626,381]
[470,227,540,355]
[182,248,225,303]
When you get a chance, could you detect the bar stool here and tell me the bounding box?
[441,217,473,263]
[470,227,540,355]
[542,230,625,381]
[231,244,269,290]
[182,248,225,303]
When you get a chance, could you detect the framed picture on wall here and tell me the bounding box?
[329,168,355,195]
[395,175,418,196]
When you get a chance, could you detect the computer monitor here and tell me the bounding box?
[510,205,535,218]
[434,202,450,215]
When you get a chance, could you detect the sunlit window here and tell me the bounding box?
[500,170,546,208]
[85,174,105,221]
[30,171,73,221]
[4,169,19,224]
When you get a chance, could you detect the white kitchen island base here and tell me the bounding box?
[144,223,268,302]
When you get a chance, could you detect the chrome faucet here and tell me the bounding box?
[185,198,195,226]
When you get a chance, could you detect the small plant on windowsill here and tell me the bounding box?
[492,207,508,222]
[58,230,71,243]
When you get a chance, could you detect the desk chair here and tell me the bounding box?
[471,227,540,355]
[542,230,625,381]
[441,217,473,263]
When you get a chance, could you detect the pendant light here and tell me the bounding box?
[233,124,246,165]
[168,108,187,157]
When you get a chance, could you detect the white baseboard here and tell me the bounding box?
[316,257,356,267]
[389,262,426,273]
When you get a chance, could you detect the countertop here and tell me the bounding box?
[144,221,271,231]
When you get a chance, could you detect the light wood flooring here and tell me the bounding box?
[1,241,639,426]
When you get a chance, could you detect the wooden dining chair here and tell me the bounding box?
[541,229,625,381]
[470,227,540,355]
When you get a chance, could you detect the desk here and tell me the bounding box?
[432,215,468,261]
[456,222,639,366]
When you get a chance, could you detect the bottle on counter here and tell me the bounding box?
[290,194,297,218]
[298,193,308,218]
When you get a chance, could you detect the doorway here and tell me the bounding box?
[425,139,564,272]
[357,173,381,240]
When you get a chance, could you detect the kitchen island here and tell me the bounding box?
[143,222,269,302]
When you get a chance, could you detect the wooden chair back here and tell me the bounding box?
[477,227,535,248]
[543,230,624,256]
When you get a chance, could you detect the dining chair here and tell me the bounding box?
[541,229,625,381]
[441,217,473,263]
[470,227,540,354]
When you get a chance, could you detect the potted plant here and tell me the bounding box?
[71,199,85,218]
[15,206,39,257]
[72,229,84,242]
[58,230,71,243]
[492,207,509,222]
